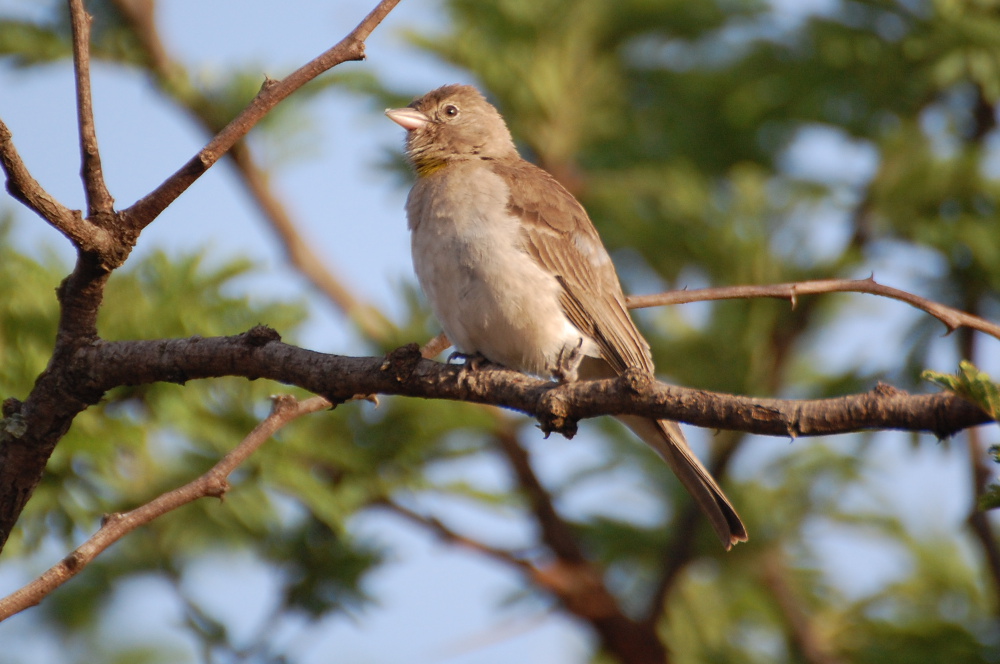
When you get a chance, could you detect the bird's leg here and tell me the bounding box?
[447,350,493,371]
[552,338,585,383]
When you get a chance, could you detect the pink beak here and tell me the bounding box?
[385,107,431,131]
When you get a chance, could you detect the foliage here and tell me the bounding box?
[2,0,1000,663]
[925,360,1000,420]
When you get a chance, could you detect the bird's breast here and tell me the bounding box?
[406,165,595,376]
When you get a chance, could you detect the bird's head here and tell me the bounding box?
[385,84,517,177]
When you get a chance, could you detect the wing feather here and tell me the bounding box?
[491,159,652,375]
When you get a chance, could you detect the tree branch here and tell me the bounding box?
[82,334,992,439]
[627,277,1000,342]
[493,428,586,562]
[0,394,330,622]
[69,0,114,219]
[119,0,403,233]
[109,0,393,341]
[0,118,111,252]
[0,0,404,556]
[378,500,533,572]
[381,488,669,663]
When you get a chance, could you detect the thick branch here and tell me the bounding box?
[120,0,403,232]
[14,329,978,550]
[627,277,1000,342]
[81,334,991,439]
[382,497,668,663]
[69,0,114,218]
[0,0,404,557]
[0,394,329,621]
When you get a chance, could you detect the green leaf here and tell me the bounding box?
[923,360,1000,419]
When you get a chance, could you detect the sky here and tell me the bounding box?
[0,0,995,662]
[0,1,594,661]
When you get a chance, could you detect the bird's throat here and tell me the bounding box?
[413,156,448,178]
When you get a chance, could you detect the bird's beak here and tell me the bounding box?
[385,107,431,131]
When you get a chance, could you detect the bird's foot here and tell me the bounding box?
[552,338,585,383]
[447,350,493,371]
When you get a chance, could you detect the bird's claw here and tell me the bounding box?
[552,338,584,383]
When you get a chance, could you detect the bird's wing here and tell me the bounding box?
[491,159,653,375]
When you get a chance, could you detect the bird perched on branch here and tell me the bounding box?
[386,84,746,549]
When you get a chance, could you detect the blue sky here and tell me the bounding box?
[0,1,594,661]
[0,0,994,662]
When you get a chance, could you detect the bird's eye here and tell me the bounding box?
[443,104,459,118]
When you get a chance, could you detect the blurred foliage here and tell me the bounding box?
[3,0,1000,663]
[925,360,1000,420]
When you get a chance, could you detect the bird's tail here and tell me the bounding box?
[617,415,747,550]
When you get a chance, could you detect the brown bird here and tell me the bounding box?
[386,84,747,549]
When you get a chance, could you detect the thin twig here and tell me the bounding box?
[120,0,403,233]
[378,500,532,572]
[68,0,114,218]
[110,0,393,341]
[0,119,111,252]
[627,277,1000,342]
[0,394,330,621]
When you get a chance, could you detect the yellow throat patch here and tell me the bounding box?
[413,157,448,178]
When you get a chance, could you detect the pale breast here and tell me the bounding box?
[406,163,596,376]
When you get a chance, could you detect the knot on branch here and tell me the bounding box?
[619,367,653,395]
[751,403,796,438]
[242,325,281,347]
[381,343,422,382]
[100,512,125,527]
[258,75,279,95]
[872,381,904,398]
[269,394,301,417]
[538,387,578,439]
[2,398,23,418]
[62,551,84,572]
[204,473,231,499]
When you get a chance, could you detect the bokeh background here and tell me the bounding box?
[1,0,1000,662]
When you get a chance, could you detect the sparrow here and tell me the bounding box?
[386,84,747,549]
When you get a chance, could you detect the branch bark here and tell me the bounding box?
[492,429,669,663]
[627,277,1000,342]
[119,0,403,234]
[0,325,992,552]
[0,0,405,555]
[110,0,393,340]
[0,394,330,621]
[81,334,992,439]
[0,119,111,253]
[69,0,114,219]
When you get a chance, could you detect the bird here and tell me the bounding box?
[385,84,747,549]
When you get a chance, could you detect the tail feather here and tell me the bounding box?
[618,415,748,549]
[576,356,747,548]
